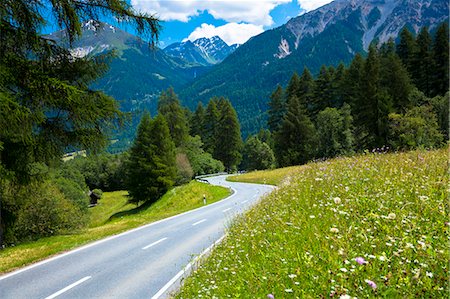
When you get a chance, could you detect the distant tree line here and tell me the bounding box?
[266,23,448,167]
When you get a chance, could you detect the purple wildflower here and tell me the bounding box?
[267,294,275,299]
[355,257,367,265]
[365,279,377,289]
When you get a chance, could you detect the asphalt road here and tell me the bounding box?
[0,175,273,299]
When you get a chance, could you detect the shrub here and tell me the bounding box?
[9,181,86,242]
[175,153,194,185]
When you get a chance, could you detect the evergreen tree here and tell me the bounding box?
[380,41,413,111]
[343,53,365,111]
[157,88,189,147]
[274,96,317,167]
[359,44,392,148]
[396,27,417,76]
[203,100,220,154]
[190,102,206,139]
[126,113,176,205]
[267,85,285,132]
[432,23,449,96]
[330,63,346,108]
[415,27,434,96]
[298,67,315,115]
[214,100,243,172]
[312,65,333,115]
[285,72,301,104]
[0,0,160,244]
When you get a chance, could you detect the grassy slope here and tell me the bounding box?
[0,181,230,274]
[176,149,448,298]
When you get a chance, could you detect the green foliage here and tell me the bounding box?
[63,153,127,191]
[92,189,103,199]
[316,105,354,158]
[180,136,224,176]
[428,92,449,140]
[241,136,275,171]
[432,22,449,96]
[274,96,318,167]
[267,85,285,133]
[158,88,190,147]
[388,106,443,150]
[3,181,86,243]
[125,113,176,205]
[213,99,243,172]
[414,27,434,96]
[190,102,206,139]
[203,100,220,154]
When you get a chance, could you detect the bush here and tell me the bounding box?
[8,181,86,242]
[388,105,443,150]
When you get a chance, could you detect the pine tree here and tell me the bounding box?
[343,53,365,110]
[380,40,413,111]
[267,85,285,133]
[432,23,449,96]
[298,67,315,115]
[396,27,417,76]
[157,88,189,147]
[274,96,317,167]
[0,0,160,244]
[312,65,333,115]
[359,44,392,148]
[331,63,346,108]
[415,27,434,96]
[213,99,243,172]
[126,113,176,205]
[203,100,220,154]
[190,102,206,139]
[285,72,301,104]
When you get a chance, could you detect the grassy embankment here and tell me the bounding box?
[0,181,230,274]
[176,149,448,298]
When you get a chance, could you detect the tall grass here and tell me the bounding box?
[0,181,230,274]
[176,149,448,298]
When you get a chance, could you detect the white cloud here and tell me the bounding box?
[131,0,291,26]
[297,0,334,12]
[184,23,264,45]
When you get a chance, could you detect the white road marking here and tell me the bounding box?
[0,184,238,282]
[44,276,91,299]
[192,219,207,226]
[242,200,249,204]
[151,235,226,299]
[142,237,168,250]
[222,208,232,212]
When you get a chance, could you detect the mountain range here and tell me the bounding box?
[179,0,449,134]
[163,36,239,66]
[47,0,448,137]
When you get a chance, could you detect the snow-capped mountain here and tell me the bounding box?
[46,21,209,112]
[164,36,240,66]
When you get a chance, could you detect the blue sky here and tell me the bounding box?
[43,0,334,48]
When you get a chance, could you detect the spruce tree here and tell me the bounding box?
[213,100,243,172]
[380,41,413,111]
[285,72,301,104]
[203,100,220,154]
[415,27,434,96]
[126,113,176,205]
[432,23,449,96]
[274,96,317,167]
[312,65,333,115]
[157,88,189,147]
[396,27,417,76]
[298,68,315,115]
[190,102,206,139]
[267,85,285,133]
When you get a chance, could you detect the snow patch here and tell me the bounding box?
[275,38,291,59]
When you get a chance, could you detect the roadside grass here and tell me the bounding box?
[228,166,301,186]
[175,149,448,298]
[0,181,230,274]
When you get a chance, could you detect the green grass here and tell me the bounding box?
[0,181,230,274]
[176,149,448,298]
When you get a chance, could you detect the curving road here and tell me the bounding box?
[0,175,273,299]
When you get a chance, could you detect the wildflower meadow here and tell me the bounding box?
[175,149,448,298]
